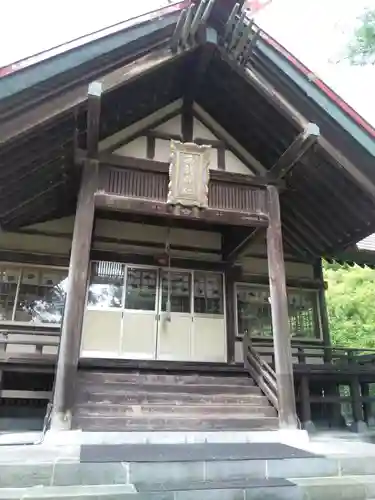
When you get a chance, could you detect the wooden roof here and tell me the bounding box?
[0,0,375,264]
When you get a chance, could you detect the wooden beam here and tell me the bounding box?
[86,82,102,159]
[193,103,267,175]
[217,146,226,171]
[146,135,156,159]
[226,228,260,262]
[0,250,69,268]
[145,129,225,149]
[266,185,298,429]
[95,192,269,227]
[50,160,98,430]
[238,273,324,290]
[146,130,182,143]
[100,100,183,153]
[313,259,332,361]
[77,150,283,189]
[181,97,193,142]
[90,250,226,272]
[269,123,320,180]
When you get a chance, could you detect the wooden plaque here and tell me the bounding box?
[168,140,211,208]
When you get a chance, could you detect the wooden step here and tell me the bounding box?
[75,391,267,406]
[73,368,276,433]
[76,382,260,396]
[73,415,279,431]
[76,402,277,417]
[77,371,255,386]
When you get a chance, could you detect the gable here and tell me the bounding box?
[107,105,257,176]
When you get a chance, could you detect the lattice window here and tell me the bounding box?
[87,261,125,309]
[0,264,67,323]
[125,267,157,311]
[236,284,320,339]
[194,272,223,315]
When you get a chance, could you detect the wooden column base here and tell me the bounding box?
[300,376,315,433]
[50,410,73,431]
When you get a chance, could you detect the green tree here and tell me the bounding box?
[348,9,375,65]
[324,264,375,348]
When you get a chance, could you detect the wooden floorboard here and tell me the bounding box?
[78,357,248,375]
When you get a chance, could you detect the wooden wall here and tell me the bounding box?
[0,215,320,275]
[0,217,314,278]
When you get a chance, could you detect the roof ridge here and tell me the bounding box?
[259,29,375,139]
[0,1,188,78]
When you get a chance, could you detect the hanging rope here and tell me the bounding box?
[165,228,172,322]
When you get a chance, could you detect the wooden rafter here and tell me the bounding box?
[1,48,180,147]
[268,123,320,179]
[1,180,66,222]
[281,200,331,248]
[232,52,375,202]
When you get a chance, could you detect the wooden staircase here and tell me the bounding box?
[72,368,279,431]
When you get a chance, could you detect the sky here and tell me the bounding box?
[0,0,375,125]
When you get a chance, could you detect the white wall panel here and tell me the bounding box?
[115,137,147,159]
[153,115,182,135]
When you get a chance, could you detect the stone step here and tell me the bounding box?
[292,475,375,500]
[73,415,279,431]
[136,478,302,500]
[76,382,261,396]
[0,484,136,499]
[76,402,277,417]
[0,480,301,499]
[76,390,267,406]
[0,450,331,488]
[78,371,255,386]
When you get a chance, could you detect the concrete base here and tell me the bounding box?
[350,420,368,434]
[41,429,310,447]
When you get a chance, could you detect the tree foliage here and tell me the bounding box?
[348,9,375,65]
[324,263,375,348]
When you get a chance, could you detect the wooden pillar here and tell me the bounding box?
[266,185,298,429]
[300,375,315,432]
[50,161,98,429]
[361,383,375,427]
[51,81,102,430]
[314,260,332,362]
[350,376,367,433]
[327,382,346,429]
[225,269,236,364]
